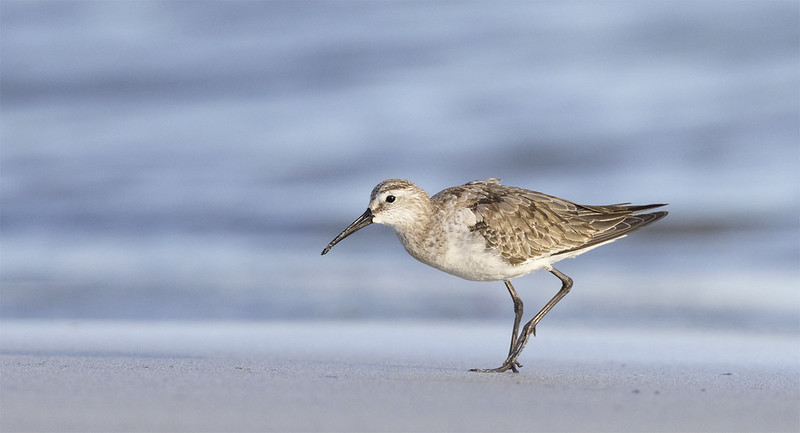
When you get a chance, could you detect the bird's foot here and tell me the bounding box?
[469,360,522,373]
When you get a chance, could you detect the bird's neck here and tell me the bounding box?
[392,204,445,267]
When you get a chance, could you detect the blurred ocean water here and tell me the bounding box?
[1,2,798,331]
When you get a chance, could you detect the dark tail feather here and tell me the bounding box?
[622,203,668,213]
[589,209,668,247]
[559,208,668,255]
[582,202,667,214]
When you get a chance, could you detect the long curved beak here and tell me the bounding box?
[321,208,374,255]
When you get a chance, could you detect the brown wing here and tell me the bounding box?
[437,179,667,265]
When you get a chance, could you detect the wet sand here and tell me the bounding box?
[1,321,798,432]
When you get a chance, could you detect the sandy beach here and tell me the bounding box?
[1,320,797,432]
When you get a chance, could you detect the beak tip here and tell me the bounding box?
[321,207,373,257]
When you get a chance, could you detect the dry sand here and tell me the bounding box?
[1,321,798,432]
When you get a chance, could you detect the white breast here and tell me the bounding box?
[402,207,536,281]
[399,205,625,282]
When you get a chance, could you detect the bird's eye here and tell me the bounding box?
[385,195,396,203]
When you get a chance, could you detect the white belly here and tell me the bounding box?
[403,226,623,282]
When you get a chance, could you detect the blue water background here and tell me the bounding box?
[1,2,798,333]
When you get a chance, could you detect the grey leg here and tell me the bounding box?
[471,267,572,373]
[503,280,524,372]
[472,279,523,373]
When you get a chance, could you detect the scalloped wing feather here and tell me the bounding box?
[434,179,667,265]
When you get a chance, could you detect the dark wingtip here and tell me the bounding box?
[628,203,668,213]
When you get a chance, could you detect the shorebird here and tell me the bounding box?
[321,178,667,373]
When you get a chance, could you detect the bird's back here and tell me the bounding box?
[432,179,667,268]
